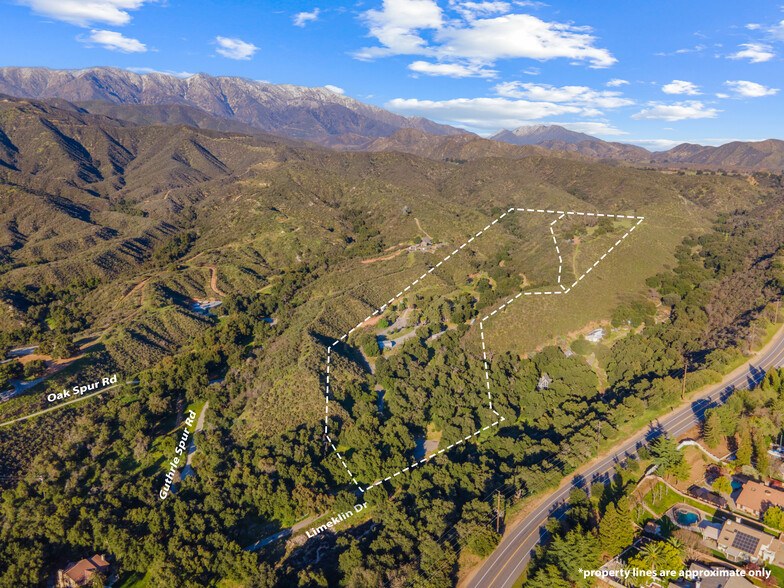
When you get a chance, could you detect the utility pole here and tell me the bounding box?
[750,331,756,353]
[496,490,501,533]
[681,356,689,399]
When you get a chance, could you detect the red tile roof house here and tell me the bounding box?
[56,554,111,588]
[735,480,784,518]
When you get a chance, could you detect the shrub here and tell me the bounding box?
[570,336,593,356]
[23,359,47,379]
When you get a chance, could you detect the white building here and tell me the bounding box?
[585,328,605,343]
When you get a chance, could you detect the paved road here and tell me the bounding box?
[0,381,139,428]
[245,512,325,552]
[181,401,209,480]
[468,325,784,588]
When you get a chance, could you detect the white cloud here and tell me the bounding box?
[655,44,706,57]
[631,101,720,121]
[127,67,194,78]
[715,92,730,98]
[324,84,345,94]
[661,80,701,95]
[746,23,761,30]
[437,14,617,68]
[494,81,634,108]
[449,1,510,20]
[293,8,320,27]
[729,43,775,63]
[550,121,627,136]
[78,29,146,52]
[408,60,497,77]
[724,80,779,97]
[630,138,742,150]
[215,36,259,60]
[770,20,784,41]
[18,0,148,27]
[386,96,584,129]
[354,1,616,69]
[579,107,603,117]
[627,139,685,150]
[678,44,706,53]
[606,78,629,87]
[355,0,444,59]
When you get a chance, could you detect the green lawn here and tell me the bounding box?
[766,564,784,587]
[116,571,150,588]
[643,482,717,518]
[645,482,682,515]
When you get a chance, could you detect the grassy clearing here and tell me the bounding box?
[479,201,711,354]
[116,572,150,588]
[0,348,106,420]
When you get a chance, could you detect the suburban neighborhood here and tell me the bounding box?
[579,383,784,588]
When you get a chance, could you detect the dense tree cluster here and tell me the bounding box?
[153,230,197,265]
[704,367,784,477]
[0,278,99,354]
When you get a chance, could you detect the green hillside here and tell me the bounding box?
[0,95,767,431]
[1,95,783,586]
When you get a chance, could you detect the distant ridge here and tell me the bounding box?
[2,67,781,170]
[491,124,597,146]
[364,128,592,163]
[654,139,784,170]
[0,66,468,145]
[489,124,784,171]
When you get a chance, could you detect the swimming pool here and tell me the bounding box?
[676,510,699,525]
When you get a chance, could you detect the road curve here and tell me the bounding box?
[469,325,784,588]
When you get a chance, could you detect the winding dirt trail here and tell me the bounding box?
[207,266,227,297]
[415,218,432,240]
[116,277,150,307]
[362,249,406,264]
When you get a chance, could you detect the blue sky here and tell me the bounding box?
[2,0,784,149]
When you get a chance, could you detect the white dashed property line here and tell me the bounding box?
[475,216,646,422]
[323,208,644,492]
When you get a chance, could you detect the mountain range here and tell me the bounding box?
[1,67,783,171]
[0,66,465,147]
[490,124,596,145]
[491,124,784,170]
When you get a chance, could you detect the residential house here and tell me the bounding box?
[735,480,784,518]
[378,339,395,351]
[585,328,605,343]
[698,520,723,542]
[689,485,728,509]
[537,372,552,390]
[56,554,111,587]
[715,518,784,564]
[687,563,754,588]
